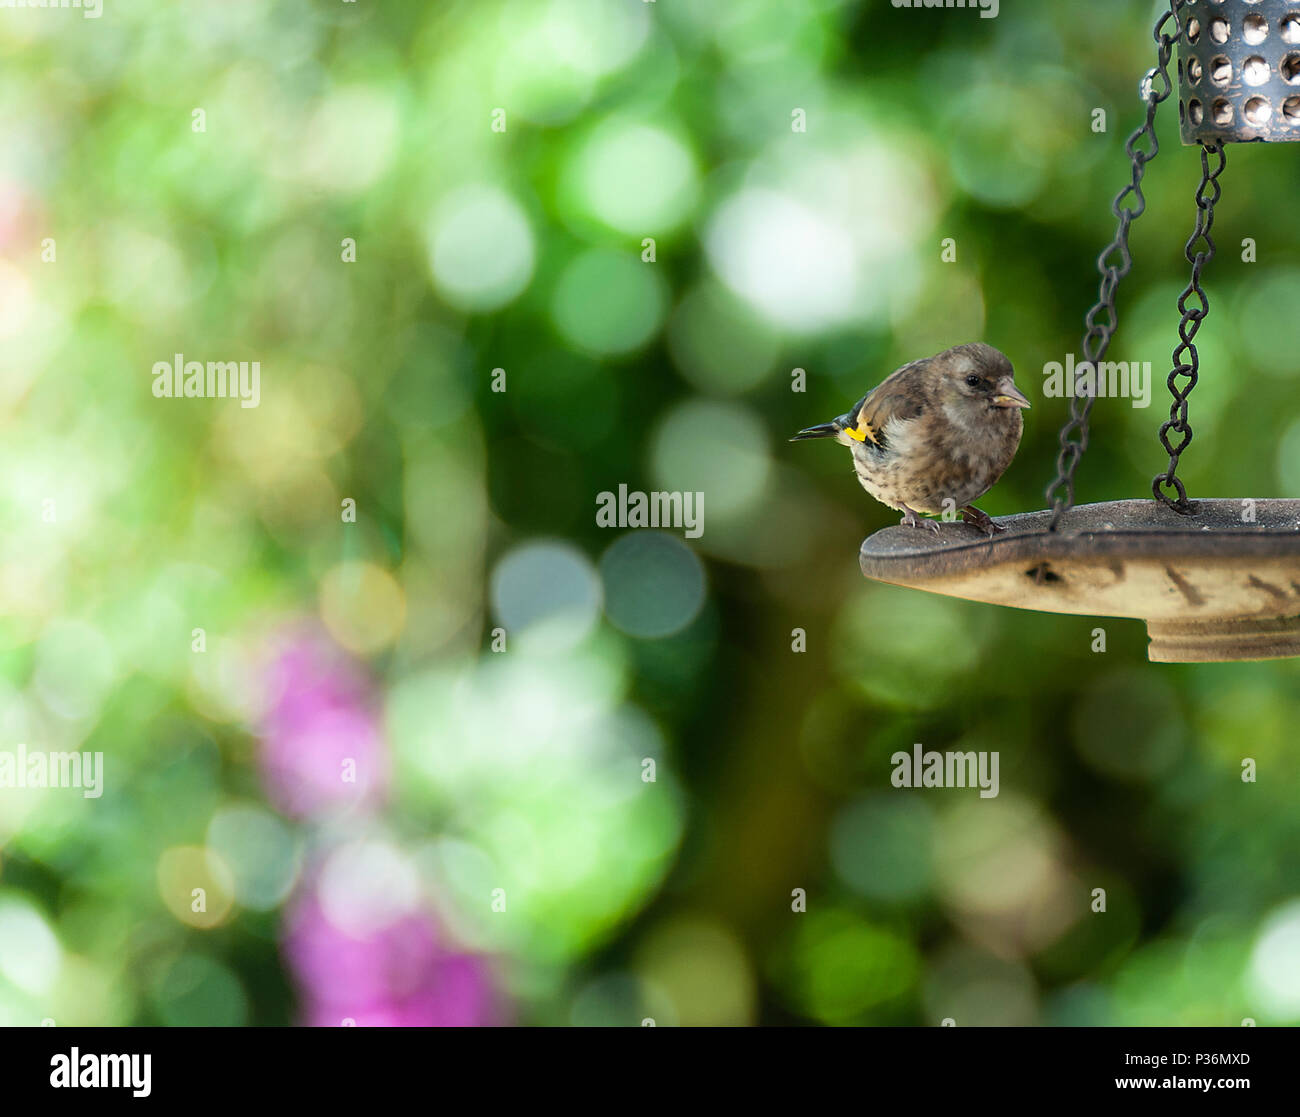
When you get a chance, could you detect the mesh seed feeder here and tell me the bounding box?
[859,0,1300,663]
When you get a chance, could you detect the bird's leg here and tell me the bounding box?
[960,505,1003,536]
[898,504,941,534]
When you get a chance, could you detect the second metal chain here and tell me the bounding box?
[1152,140,1226,514]
[1046,1,1184,531]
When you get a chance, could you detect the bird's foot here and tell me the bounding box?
[960,505,1003,536]
[899,505,941,534]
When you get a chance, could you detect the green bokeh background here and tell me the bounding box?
[1,0,1298,1026]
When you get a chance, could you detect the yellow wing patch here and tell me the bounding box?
[849,415,883,447]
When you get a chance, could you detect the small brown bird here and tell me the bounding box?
[791,343,1029,535]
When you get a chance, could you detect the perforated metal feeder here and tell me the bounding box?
[859,0,1300,662]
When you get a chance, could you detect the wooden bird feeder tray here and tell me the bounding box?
[858,3,1300,663]
[860,500,1300,662]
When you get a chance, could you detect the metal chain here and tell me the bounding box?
[1046,1,1184,531]
[1151,140,1226,513]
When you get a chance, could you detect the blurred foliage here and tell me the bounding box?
[0,0,1298,1026]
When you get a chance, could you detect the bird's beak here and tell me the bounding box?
[789,421,841,441]
[992,379,1031,409]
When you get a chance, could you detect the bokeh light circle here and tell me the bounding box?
[649,398,771,520]
[33,620,116,721]
[428,185,536,312]
[570,972,676,1027]
[667,281,779,395]
[1248,900,1300,1019]
[705,188,857,331]
[780,910,920,1023]
[490,540,602,652]
[1276,417,1300,494]
[551,249,667,355]
[318,561,407,655]
[493,0,652,126]
[206,803,301,911]
[635,917,754,1027]
[1237,269,1300,374]
[319,839,421,940]
[0,898,60,996]
[156,845,236,930]
[568,119,697,234]
[599,531,705,639]
[829,795,934,902]
[1069,671,1186,782]
[151,954,248,1027]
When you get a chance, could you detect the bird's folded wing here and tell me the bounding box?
[853,364,927,449]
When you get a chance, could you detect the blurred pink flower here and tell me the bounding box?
[257,630,389,819]
[0,182,34,253]
[283,889,501,1028]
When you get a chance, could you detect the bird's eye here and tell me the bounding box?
[965,375,982,387]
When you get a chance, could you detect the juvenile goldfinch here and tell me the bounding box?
[791,343,1029,536]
